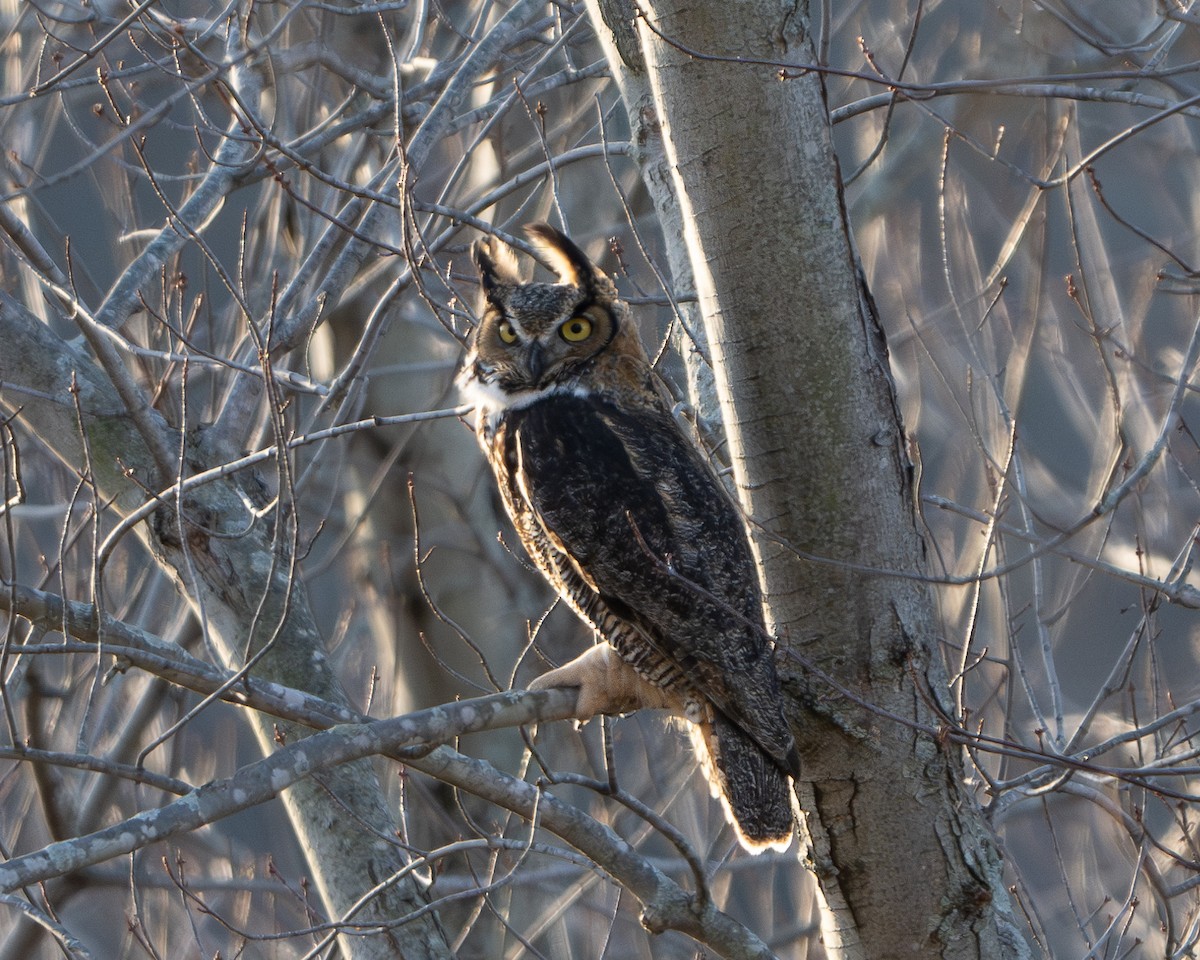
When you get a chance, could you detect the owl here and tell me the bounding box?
[457,224,799,851]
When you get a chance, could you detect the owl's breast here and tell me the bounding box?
[478,394,707,699]
[476,405,575,590]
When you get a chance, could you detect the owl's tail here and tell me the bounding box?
[692,714,796,852]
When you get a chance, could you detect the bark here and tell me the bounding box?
[584,0,719,425]
[0,294,452,959]
[591,2,1034,956]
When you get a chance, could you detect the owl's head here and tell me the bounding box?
[459,224,650,410]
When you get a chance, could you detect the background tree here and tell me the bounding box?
[0,1,1198,958]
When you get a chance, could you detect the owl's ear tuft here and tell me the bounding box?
[473,236,522,297]
[525,223,607,295]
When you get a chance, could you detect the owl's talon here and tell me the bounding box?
[528,643,675,720]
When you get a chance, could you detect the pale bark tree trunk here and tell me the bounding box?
[588,1,1033,956]
[584,0,719,425]
[0,296,452,960]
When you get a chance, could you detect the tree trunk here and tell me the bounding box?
[604,2,1032,956]
[0,295,452,960]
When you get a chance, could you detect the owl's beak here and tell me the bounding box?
[525,342,546,383]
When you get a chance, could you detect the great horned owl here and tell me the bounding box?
[457,224,799,851]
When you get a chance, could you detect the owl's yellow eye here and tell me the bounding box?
[560,316,593,342]
[497,320,518,344]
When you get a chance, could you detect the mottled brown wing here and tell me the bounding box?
[507,393,799,776]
